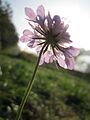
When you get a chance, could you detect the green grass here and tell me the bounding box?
[0,53,90,120]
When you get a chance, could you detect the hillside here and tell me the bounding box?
[0,53,90,120]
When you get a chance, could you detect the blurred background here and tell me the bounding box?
[0,0,90,120]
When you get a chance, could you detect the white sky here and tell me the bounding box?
[4,0,90,50]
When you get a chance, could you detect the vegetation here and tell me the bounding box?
[0,0,90,119]
[0,0,18,49]
[0,53,90,120]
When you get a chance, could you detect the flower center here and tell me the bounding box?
[45,30,57,45]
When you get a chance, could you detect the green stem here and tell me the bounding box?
[15,44,46,120]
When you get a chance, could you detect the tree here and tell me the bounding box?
[0,0,18,49]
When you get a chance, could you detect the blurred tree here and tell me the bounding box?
[0,0,18,49]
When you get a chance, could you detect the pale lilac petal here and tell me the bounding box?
[20,29,34,43]
[44,52,50,63]
[63,32,70,40]
[23,29,33,36]
[52,23,62,35]
[20,35,30,42]
[53,15,61,25]
[52,16,62,35]
[49,56,54,63]
[20,36,25,42]
[31,41,38,48]
[39,55,45,65]
[69,46,80,56]
[27,39,35,48]
[65,57,75,70]
[49,55,54,63]
[45,56,50,63]
[65,46,80,57]
[37,5,45,19]
[44,51,55,63]
[36,16,44,27]
[58,32,72,43]
[64,24,69,31]
[25,7,36,21]
[47,12,52,30]
[52,27,60,35]
[36,45,42,55]
[57,56,66,68]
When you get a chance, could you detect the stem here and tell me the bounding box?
[15,44,46,120]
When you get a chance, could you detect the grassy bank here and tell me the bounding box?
[0,53,90,120]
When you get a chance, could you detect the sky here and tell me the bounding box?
[3,0,90,50]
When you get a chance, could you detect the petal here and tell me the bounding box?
[53,15,61,25]
[36,16,44,27]
[52,22,62,35]
[25,7,36,21]
[44,51,54,63]
[65,57,75,70]
[27,39,35,48]
[57,56,66,68]
[20,35,30,42]
[52,25,60,35]
[49,56,54,63]
[20,36,25,42]
[60,32,72,43]
[39,55,45,65]
[47,12,52,30]
[64,24,69,31]
[44,51,50,63]
[23,29,33,36]
[66,46,80,57]
[36,45,42,55]
[37,5,45,19]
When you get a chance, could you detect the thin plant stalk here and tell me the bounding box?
[15,44,46,120]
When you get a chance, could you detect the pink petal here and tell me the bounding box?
[25,7,36,21]
[37,5,45,19]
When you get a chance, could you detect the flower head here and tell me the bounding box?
[20,5,80,70]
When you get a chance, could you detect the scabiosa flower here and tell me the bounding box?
[20,5,80,70]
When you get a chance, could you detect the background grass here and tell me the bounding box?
[0,53,90,120]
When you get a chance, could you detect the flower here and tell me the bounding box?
[20,5,80,70]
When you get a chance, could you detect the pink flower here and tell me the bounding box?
[20,5,80,70]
